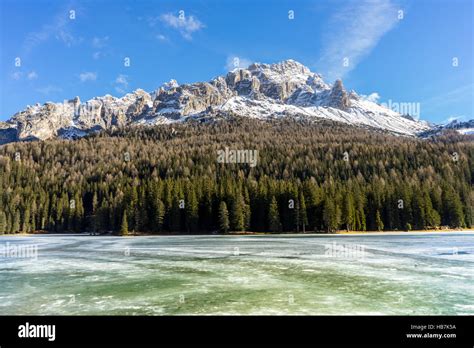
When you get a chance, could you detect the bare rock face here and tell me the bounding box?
[247,60,320,102]
[154,78,235,118]
[0,59,432,143]
[12,102,74,140]
[327,79,351,110]
[5,89,152,141]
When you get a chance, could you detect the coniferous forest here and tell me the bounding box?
[0,117,473,235]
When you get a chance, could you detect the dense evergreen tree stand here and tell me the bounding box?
[0,117,472,234]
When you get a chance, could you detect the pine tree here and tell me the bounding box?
[120,211,129,236]
[375,210,384,231]
[412,189,426,230]
[0,211,6,234]
[230,192,245,231]
[343,191,356,231]
[30,200,37,232]
[185,188,199,233]
[295,198,300,233]
[442,187,465,228]
[268,196,281,232]
[169,194,183,232]
[129,186,139,231]
[22,206,31,233]
[323,198,340,233]
[218,201,229,233]
[243,187,251,231]
[154,198,165,232]
[92,192,98,214]
[12,210,21,233]
[96,200,109,232]
[423,190,440,228]
[299,192,307,233]
[6,213,12,234]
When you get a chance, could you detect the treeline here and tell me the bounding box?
[0,117,472,234]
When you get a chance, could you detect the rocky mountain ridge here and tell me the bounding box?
[0,59,435,144]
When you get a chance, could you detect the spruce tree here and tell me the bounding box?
[268,196,281,232]
[323,198,340,233]
[186,188,199,233]
[295,198,300,233]
[155,198,165,232]
[299,192,307,233]
[169,194,182,232]
[343,191,356,231]
[22,207,31,233]
[12,210,21,233]
[0,211,6,234]
[230,193,245,231]
[120,211,129,236]
[218,201,230,233]
[375,210,384,231]
[442,187,465,228]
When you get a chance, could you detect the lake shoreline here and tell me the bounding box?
[2,228,472,237]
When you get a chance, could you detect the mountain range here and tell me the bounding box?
[0,59,471,144]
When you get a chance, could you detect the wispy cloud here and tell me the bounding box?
[114,74,129,94]
[92,36,109,48]
[36,85,63,95]
[318,0,399,81]
[156,34,168,42]
[27,71,38,80]
[225,56,252,71]
[23,10,81,52]
[55,29,78,47]
[91,36,109,59]
[11,71,22,80]
[160,13,204,40]
[11,71,38,81]
[79,72,97,82]
[422,84,473,110]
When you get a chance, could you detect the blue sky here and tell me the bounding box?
[0,0,472,124]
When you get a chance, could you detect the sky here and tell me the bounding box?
[0,0,472,124]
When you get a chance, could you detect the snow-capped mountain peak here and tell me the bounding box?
[0,59,435,144]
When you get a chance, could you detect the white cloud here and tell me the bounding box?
[114,74,129,94]
[79,72,97,82]
[36,85,62,95]
[91,36,109,59]
[11,71,22,80]
[27,71,38,80]
[116,75,128,85]
[11,70,38,81]
[319,0,399,81]
[225,56,252,71]
[361,92,380,103]
[24,11,80,51]
[156,34,168,42]
[92,36,109,48]
[55,29,79,47]
[160,13,204,40]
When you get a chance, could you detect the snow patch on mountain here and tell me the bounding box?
[0,59,437,144]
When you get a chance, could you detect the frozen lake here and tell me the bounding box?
[0,232,473,315]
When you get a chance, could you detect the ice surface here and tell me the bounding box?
[0,232,473,315]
